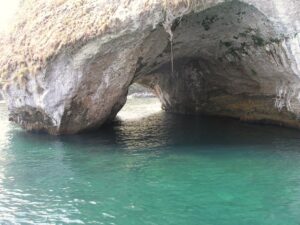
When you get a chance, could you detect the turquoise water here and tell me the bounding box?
[2,101,300,224]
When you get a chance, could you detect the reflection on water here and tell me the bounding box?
[2,101,300,224]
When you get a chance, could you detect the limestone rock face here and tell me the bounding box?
[1,0,300,134]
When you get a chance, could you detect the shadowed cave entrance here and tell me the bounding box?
[7,1,300,135]
[115,1,300,129]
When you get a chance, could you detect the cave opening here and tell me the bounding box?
[123,0,300,129]
[117,83,162,121]
[4,0,300,135]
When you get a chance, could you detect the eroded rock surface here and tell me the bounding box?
[1,0,300,134]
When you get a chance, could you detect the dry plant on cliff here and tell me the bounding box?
[0,0,203,87]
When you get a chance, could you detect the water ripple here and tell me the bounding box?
[1,100,300,224]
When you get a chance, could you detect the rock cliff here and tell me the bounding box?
[1,0,300,134]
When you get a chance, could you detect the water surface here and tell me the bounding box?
[1,100,300,224]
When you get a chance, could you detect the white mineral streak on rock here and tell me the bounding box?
[282,34,300,78]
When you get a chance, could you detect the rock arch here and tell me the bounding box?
[2,0,300,134]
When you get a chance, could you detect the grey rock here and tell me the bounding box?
[3,0,300,134]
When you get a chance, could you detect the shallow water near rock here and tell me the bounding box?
[2,99,300,224]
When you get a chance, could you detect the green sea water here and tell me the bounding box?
[2,100,300,224]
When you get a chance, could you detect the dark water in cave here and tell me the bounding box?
[1,99,300,224]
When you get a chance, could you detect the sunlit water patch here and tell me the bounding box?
[117,97,161,121]
[2,100,300,224]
